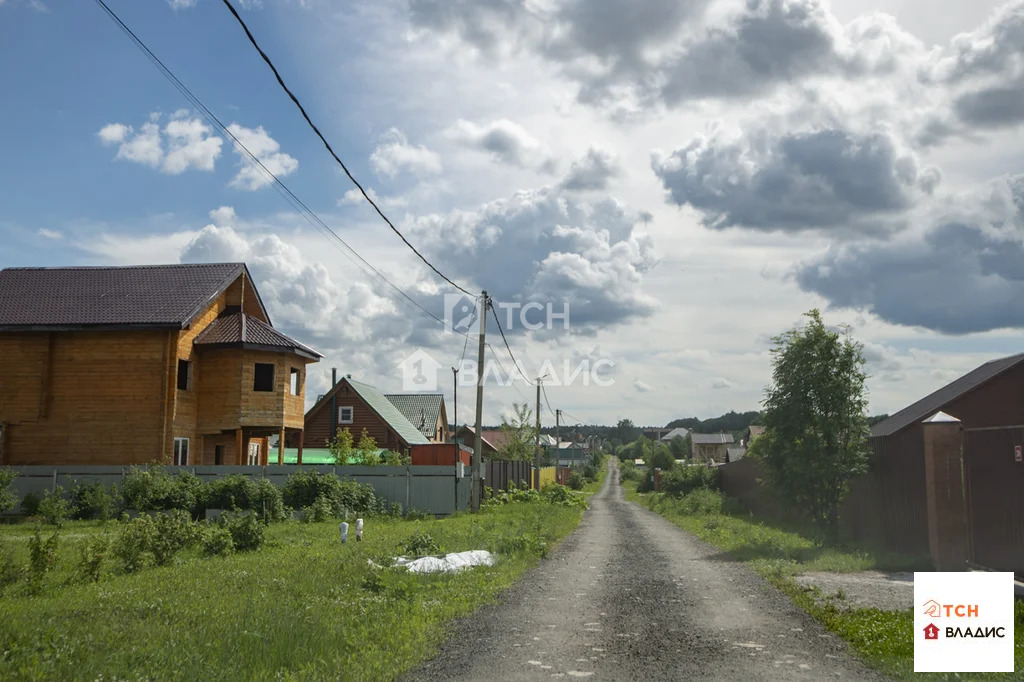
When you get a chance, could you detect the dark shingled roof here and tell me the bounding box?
[194,312,322,359]
[870,353,1024,437]
[384,393,443,439]
[691,433,734,444]
[0,263,263,330]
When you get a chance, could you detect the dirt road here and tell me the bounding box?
[411,464,887,681]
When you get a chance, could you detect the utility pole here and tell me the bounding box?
[451,366,458,443]
[534,376,543,490]
[555,408,561,471]
[471,291,488,512]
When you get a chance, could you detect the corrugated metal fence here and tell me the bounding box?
[2,464,470,516]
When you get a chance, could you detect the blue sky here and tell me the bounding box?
[3,0,1024,426]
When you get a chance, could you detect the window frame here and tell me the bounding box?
[176,359,192,391]
[338,406,354,424]
[173,437,189,466]
[247,441,261,466]
[289,367,302,396]
[253,362,276,392]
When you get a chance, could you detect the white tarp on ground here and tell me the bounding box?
[394,550,496,574]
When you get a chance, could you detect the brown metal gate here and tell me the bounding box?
[963,426,1024,574]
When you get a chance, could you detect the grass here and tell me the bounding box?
[0,502,584,681]
[624,481,1024,680]
[579,454,610,495]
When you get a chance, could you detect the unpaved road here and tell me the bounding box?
[411,465,887,681]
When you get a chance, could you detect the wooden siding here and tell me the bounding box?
[300,381,409,453]
[0,330,168,465]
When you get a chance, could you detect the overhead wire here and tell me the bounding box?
[219,0,472,297]
[91,0,472,345]
[540,383,558,419]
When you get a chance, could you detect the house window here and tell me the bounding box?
[338,406,354,424]
[253,363,275,392]
[173,437,189,466]
[290,367,301,395]
[177,359,191,391]
[247,441,261,466]
[214,445,224,466]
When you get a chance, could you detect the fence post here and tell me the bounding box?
[922,411,968,570]
[52,468,57,493]
[405,465,411,512]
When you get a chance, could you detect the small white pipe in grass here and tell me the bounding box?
[356,518,363,541]
[339,522,349,543]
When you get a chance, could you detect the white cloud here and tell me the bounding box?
[369,128,442,178]
[208,206,237,225]
[168,0,197,9]
[445,118,555,171]
[97,112,222,175]
[226,123,299,191]
[633,379,653,392]
[36,228,61,240]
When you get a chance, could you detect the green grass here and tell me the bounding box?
[579,455,610,495]
[0,502,584,681]
[624,482,1024,680]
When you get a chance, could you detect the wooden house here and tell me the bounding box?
[294,374,430,456]
[384,393,450,443]
[690,433,734,464]
[0,263,321,466]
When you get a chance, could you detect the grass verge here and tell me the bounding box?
[623,481,1024,680]
[0,502,583,681]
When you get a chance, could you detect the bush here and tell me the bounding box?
[618,460,643,484]
[113,514,157,573]
[199,474,258,513]
[0,469,17,513]
[541,483,588,509]
[121,466,203,515]
[566,473,585,490]
[282,470,380,517]
[27,527,59,594]
[223,511,264,552]
[20,491,42,517]
[202,525,235,557]
[251,479,287,524]
[77,534,110,583]
[0,543,19,595]
[677,488,734,516]
[300,495,334,523]
[70,481,115,521]
[403,532,442,556]
[151,510,203,566]
[660,465,719,498]
[38,487,70,527]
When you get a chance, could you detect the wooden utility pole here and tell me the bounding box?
[451,366,458,443]
[555,408,561,470]
[534,377,543,490]
[471,292,488,512]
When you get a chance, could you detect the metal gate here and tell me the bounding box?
[963,426,1024,575]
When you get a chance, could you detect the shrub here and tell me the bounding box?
[301,495,334,523]
[660,466,719,498]
[541,483,588,509]
[223,511,264,552]
[251,479,287,524]
[113,514,157,573]
[403,532,442,556]
[202,525,235,557]
[38,487,70,527]
[282,470,380,517]
[27,527,59,594]
[566,473,585,490]
[0,542,21,595]
[381,450,411,466]
[77,534,110,583]
[151,510,202,566]
[0,469,17,513]
[121,467,202,515]
[199,474,257,513]
[20,491,42,517]
[678,488,729,515]
[70,481,115,521]
[618,460,643,484]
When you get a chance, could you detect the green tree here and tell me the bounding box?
[756,309,870,540]
[608,418,642,448]
[498,403,537,460]
[667,434,690,460]
[355,429,380,466]
[327,427,355,465]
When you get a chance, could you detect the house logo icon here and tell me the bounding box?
[922,599,942,618]
[923,623,940,640]
[397,349,443,391]
[443,293,480,335]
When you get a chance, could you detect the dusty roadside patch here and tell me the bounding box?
[793,571,913,611]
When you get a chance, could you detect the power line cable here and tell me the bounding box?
[92,0,471,344]
[219,0,472,297]
[540,383,558,419]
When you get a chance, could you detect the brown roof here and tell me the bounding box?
[194,312,321,359]
[0,263,266,330]
[481,429,511,451]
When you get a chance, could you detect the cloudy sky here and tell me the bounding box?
[2,0,1023,427]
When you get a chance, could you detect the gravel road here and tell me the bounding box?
[410,464,888,681]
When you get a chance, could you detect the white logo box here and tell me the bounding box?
[913,571,1015,673]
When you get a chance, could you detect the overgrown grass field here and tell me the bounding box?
[624,481,1024,680]
[0,502,584,681]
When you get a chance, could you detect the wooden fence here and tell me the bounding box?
[481,459,531,496]
[2,464,471,516]
[718,440,930,555]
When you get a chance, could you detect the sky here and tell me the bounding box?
[2,0,1023,428]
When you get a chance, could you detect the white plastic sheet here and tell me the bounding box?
[394,550,496,574]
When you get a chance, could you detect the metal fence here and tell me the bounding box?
[2,464,470,516]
